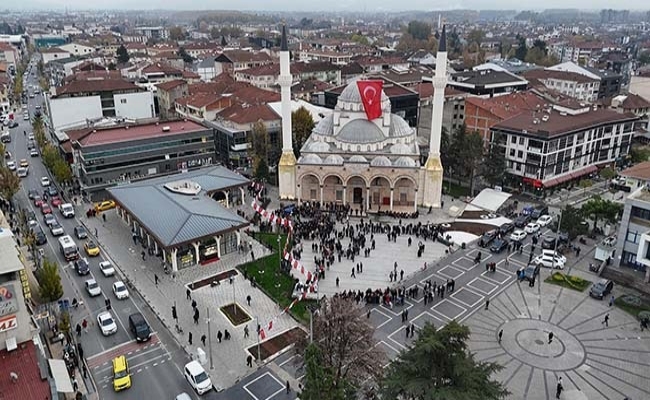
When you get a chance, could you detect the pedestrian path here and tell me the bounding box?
[80,210,299,391]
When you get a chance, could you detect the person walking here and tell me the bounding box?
[351,267,356,278]
[405,325,410,338]
[548,331,554,344]
[188,332,193,345]
[244,325,249,338]
[192,299,197,310]
[193,308,200,324]
[336,277,339,287]
[485,298,490,310]
[141,250,146,261]
[76,323,82,336]
[286,380,291,394]
[498,329,503,343]
[201,334,206,346]
[186,288,191,300]
[154,274,159,286]
[217,330,223,343]
[556,377,563,399]
[602,313,609,327]
[82,319,88,333]
[246,354,253,367]
[246,295,252,306]
[609,295,615,307]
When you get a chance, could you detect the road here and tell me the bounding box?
[12,60,206,400]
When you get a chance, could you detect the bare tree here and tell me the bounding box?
[296,296,385,399]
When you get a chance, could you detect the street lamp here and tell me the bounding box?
[307,303,321,344]
[277,235,282,270]
[206,307,214,370]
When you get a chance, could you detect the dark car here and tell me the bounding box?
[541,233,570,250]
[531,205,549,219]
[128,312,152,342]
[75,258,90,275]
[478,230,499,247]
[523,264,540,282]
[499,223,514,236]
[490,238,509,253]
[74,226,87,239]
[33,227,47,245]
[514,214,531,228]
[47,186,58,196]
[28,188,39,199]
[589,279,614,300]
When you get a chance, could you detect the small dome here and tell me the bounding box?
[309,141,330,152]
[394,156,417,167]
[323,155,344,165]
[300,154,323,164]
[337,119,386,143]
[338,81,390,105]
[390,116,413,137]
[349,155,368,163]
[312,114,333,136]
[370,156,391,167]
[390,143,411,154]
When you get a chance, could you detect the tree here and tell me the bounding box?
[39,76,49,92]
[169,26,185,41]
[221,36,227,46]
[600,166,616,180]
[292,106,315,157]
[482,133,506,187]
[250,121,269,181]
[449,125,484,195]
[296,296,385,398]
[467,29,485,46]
[629,146,650,163]
[381,321,509,400]
[0,166,20,201]
[116,44,130,64]
[38,258,64,302]
[178,47,194,64]
[557,205,587,240]
[514,35,527,61]
[301,343,344,400]
[52,158,73,184]
[581,196,622,231]
[639,51,650,66]
[406,21,431,41]
[13,71,23,99]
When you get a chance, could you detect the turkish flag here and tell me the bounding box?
[357,80,383,120]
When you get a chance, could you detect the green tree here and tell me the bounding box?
[381,321,509,400]
[301,343,344,400]
[629,146,650,163]
[406,21,431,41]
[250,121,269,181]
[600,166,616,180]
[581,196,622,231]
[178,47,194,63]
[13,71,23,99]
[0,166,20,201]
[467,29,485,46]
[292,106,315,157]
[482,133,506,187]
[450,125,484,195]
[557,205,588,240]
[37,258,64,302]
[52,158,73,183]
[514,35,527,61]
[169,26,185,41]
[116,44,130,64]
[39,76,49,92]
[221,36,227,46]
[639,51,650,66]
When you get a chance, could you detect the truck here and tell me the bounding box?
[59,203,75,218]
[58,235,79,261]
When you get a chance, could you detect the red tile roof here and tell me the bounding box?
[41,47,67,53]
[619,93,650,109]
[189,77,279,105]
[523,69,598,84]
[465,91,548,120]
[142,63,182,75]
[182,70,200,79]
[156,79,187,91]
[54,78,141,97]
[78,120,208,147]
[63,70,122,83]
[620,161,650,180]
[217,50,273,64]
[218,103,279,124]
[0,341,51,400]
[176,93,231,110]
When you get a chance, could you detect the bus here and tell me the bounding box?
[58,235,79,261]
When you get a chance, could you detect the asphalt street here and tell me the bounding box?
[12,62,206,400]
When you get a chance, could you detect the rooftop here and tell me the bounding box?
[451,69,528,87]
[620,161,650,181]
[107,166,249,247]
[156,79,187,91]
[465,91,548,120]
[0,341,51,400]
[78,120,208,147]
[0,228,23,275]
[523,69,599,84]
[54,78,141,97]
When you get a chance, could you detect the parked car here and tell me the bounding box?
[490,238,509,253]
[523,264,541,282]
[184,361,212,395]
[514,214,531,228]
[30,148,39,157]
[532,254,565,269]
[499,223,514,236]
[478,230,498,247]
[536,215,553,227]
[541,233,570,250]
[531,205,549,220]
[510,230,527,242]
[6,160,15,170]
[97,311,117,336]
[589,279,614,300]
[95,200,116,212]
[524,223,541,234]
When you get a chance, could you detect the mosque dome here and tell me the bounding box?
[336,119,386,144]
[370,156,392,167]
[390,143,411,154]
[338,82,390,105]
[349,155,368,163]
[394,156,417,167]
[312,114,334,136]
[323,155,344,165]
[300,154,323,164]
[389,117,413,137]
[309,141,330,152]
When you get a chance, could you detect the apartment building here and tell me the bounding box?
[491,102,639,190]
[523,69,600,103]
[448,69,528,97]
[297,50,352,65]
[135,26,170,41]
[214,50,274,75]
[547,62,622,99]
[234,61,341,90]
[615,186,650,280]
[156,79,188,120]
[40,47,71,65]
[0,42,19,69]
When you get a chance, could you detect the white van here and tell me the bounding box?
[59,203,75,218]
[184,361,212,395]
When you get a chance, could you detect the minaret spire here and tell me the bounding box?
[278,24,297,199]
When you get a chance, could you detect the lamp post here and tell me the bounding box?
[277,235,282,270]
[307,303,321,344]
[207,307,214,370]
[256,316,261,361]
[552,208,563,271]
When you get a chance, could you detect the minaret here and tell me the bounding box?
[421,25,447,208]
[278,24,296,199]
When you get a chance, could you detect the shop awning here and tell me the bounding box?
[543,178,559,188]
[48,359,74,393]
[570,165,598,179]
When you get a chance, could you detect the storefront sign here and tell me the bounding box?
[19,270,31,300]
[0,284,18,317]
[0,315,17,333]
[177,157,213,170]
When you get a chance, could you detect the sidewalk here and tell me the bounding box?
[79,210,299,391]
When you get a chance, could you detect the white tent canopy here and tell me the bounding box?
[48,359,74,393]
[466,188,512,213]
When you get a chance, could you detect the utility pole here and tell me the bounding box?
[552,208,563,270]
[256,316,261,361]
[307,303,320,344]
[207,307,214,370]
[232,275,236,316]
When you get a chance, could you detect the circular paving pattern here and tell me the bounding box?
[498,319,586,371]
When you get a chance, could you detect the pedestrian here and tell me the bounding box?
[193,308,199,324]
[246,295,251,306]
[224,329,231,340]
[556,377,563,399]
[609,295,614,307]
[141,250,146,261]
[186,288,191,300]
[405,325,410,338]
[217,330,223,343]
[192,299,197,309]
[410,323,415,338]
[244,325,250,338]
[72,377,78,391]
[201,334,206,346]
[405,308,409,321]
[548,331,554,344]
[82,319,88,333]
[76,323,82,336]
[602,313,609,327]
[336,277,340,287]
[286,380,290,394]
[389,271,393,282]
[400,269,404,281]
[351,267,356,278]
[154,274,159,286]
[102,213,106,223]
[498,329,503,343]
[189,332,193,345]
[246,354,253,367]
[94,227,98,237]
[367,309,371,319]
[485,298,490,310]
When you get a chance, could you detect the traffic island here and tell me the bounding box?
[614,295,650,320]
[219,303,252,326]
[544,272,591,292]
[247,326,305,361]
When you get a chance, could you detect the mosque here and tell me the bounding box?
[276,26,449,211]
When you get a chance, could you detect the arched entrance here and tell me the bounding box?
[211,191,227,206]
[370,176,391,210]
[394,177,417,210]
[323,175,343,204]
[300,174,320,201]
[346,176,366,205]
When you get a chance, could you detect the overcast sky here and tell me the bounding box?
[11,0,646,12]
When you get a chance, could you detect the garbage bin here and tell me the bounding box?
[196,347,207,365]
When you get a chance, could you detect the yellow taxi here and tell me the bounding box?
[19,159,29,168]
[112,355,131,391]
[84,240,100,257]
[94,200,116,212]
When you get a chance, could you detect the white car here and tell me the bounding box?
[85,279,102,297]
[536,215,553,227]
[6,160,15,170]
[59,203,74,218]
[184,361,212,395]
[112,281,129,299]
[23,114,29,121]
[533,254,565,269]
[97,311,117,336]
[524,223,541,234]
[40,176,50,187]
[541,250,567,265]
[510,229,527,242]
[27,133,34,140]
[49,222,64,236]
[99,261,115,277]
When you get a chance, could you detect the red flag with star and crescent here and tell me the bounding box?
[356,80,383,120]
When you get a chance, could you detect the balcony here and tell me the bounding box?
[231,143,250,151]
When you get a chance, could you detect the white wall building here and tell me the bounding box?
[58,43,96,56]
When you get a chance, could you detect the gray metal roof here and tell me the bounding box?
[107,166,249,248]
